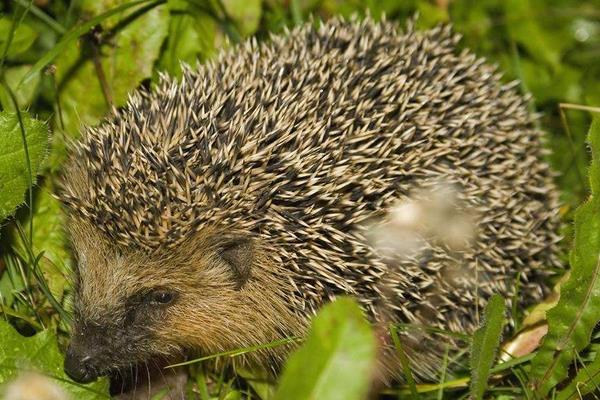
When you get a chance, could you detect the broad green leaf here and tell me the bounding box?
[415,2,449,28]
[449,1,494,53]
[0,320,109,399]
[223,390,242,400]
[18,0,163,87]
[519,59,582,105]
[0,18,37,59]
[0,111,49,221]
[469,294,505,400]
[504,0,561,70]
[157,5,218,77]
[274,297,376,400]
[55,0,169,141]
[222,0,262,37]
[530,117,600,397]
[236,367,276,400]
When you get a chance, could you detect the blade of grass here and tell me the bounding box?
[13,0,66,34]
[32,254,70,322]
[394,322,471,341]
[394,348,532,396]
[390,323,419,399]
[1,256,29,315]
[446,347,470,374]
[14,221,70,323]
[437,345,450,400]
[195,368,211,400]
[5,250,40,324]
[512,366,533,400]
[1,0,33,73]
[490,353,535,374]
[559,104,600,114]
[216,367,227,398]
[390,377,469,395]
[469,294,505,400]
[49,70,66,131]
[166,337,300,368]
[511,271,522,333]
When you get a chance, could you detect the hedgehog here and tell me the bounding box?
[58,16,561,386]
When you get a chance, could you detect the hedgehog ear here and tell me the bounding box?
[219,236,254,290]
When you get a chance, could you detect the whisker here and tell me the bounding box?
[132,363,138,400]
[118,367,126,396]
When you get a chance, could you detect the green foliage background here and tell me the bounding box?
[0,0,598,399]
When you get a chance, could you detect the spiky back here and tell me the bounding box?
[61,17,560,355]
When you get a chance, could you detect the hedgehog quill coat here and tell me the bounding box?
[60,17,560,383]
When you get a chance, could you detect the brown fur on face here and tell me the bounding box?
[66,216,306,379]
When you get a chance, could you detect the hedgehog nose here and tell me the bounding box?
[64,346,98,383]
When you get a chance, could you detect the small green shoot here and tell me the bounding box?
[469,294,505,400]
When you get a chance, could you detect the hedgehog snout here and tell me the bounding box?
[64,320,134,383]
[64,341,100,383]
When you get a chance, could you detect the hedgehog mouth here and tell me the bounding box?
[108,357,182,397]
[107,362,149,396]
[67,359,130,384]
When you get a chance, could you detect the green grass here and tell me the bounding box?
[0,0,599,398]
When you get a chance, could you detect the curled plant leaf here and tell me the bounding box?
[274,297,376,400]
[469,294,505,400]
[499,276,567,361]
[0,111,49,221]
[501,324,547,360]
[530,117,600,397]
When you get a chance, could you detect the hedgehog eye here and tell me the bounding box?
[147,290,177,305]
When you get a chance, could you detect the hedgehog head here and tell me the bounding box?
[56,68,307,382]
[61,212,297,383]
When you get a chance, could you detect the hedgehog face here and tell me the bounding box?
[64,286,178,383]
[63,224,187,383]
[63,219,292,383]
